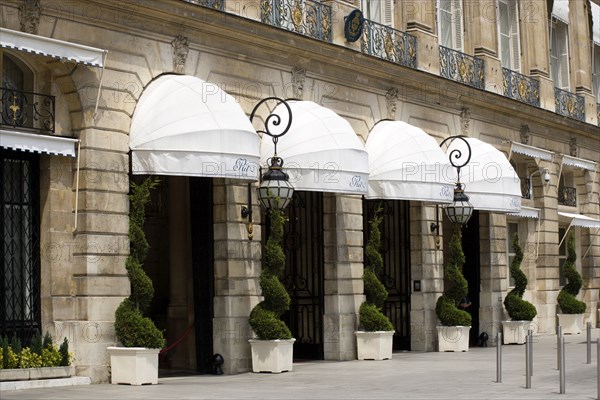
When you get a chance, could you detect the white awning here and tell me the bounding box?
[558,212,600,229]
[509,142,553,161]
[507,206,540,219]
[130,74,260,180]
[0,27,106,67]
[561,155,597,171]
[446,137,521,213]
[592,2,600,44]
[552,0,569,24]
[365,120,454,203]
[0,129,76,157]
[260,101,369,194]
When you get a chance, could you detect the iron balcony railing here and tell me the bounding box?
[503,68,540,107]
[361,19,416,69]
[439,46,484,90]
[1,87,55,134]
[520,177,531,199]
[260,0,332,42]
[555,88,585,122]
[181,0,224,10]
[558,185,576,207]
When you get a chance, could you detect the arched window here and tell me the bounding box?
[1,52,35,129]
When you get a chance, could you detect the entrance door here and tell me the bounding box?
[282,191,324,360]
[364,200,411,350]
[461,210,480,346]
[189,177,214,373]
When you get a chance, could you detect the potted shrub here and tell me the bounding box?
[557,232,586,334]
[502,233,537,344]
[107,177,165,385]
[355,207,394,360]
[435,223,471,352]
[248,204,295,373]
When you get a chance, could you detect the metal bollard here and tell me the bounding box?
[528,329,533,376]
[560,336,566,394]
[588,322,592,365]
[497,332,502,383]
[526,334,531,389]
[557,325,562,370]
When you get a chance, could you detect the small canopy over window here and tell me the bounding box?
[259,100,369,194]
[446,137,521,213]
[365,120,454,202]
[130,74,260,180]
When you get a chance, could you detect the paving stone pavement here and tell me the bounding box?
[2,332,600,400]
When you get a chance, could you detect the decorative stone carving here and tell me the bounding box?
[19,0,41,34]
[460,107,470,136]
[171,35,189,74]
[386,88,398,120]
[291,67,306,99]
[569,136,577,157]
[520,124,530,145]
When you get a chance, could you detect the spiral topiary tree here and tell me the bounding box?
[114,177,165,349]
[557,232,586,314]
[503,233,537,321]
[359,207,394,332]
[249,204,292,340]
[435,224,471,327]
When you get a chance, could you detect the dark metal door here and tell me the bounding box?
[282,191,324,360]
[189,177,214,373]
[461,210,480,347]
[364,200,411,351]
[0,149,40,344]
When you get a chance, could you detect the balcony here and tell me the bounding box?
[502,69,540,107]
[439,46,484,90]
[1,87,55,134]
[181,0,224,10]
[558,185,576,207]
[555,88,585,122]
[361,19,416,69]
[520,177,531,199]
[260,0,332,42]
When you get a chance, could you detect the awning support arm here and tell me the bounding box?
[93,51,108,118]
[535,217,541,260]
[558,218,574,248]
[582,228,600,260]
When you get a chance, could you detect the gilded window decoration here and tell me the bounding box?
[1,88,55,134]
[260,0,332,43]
[502,68,540,107]
[361,19,416,69]
[182,0,224,10]
[555,88,585,122]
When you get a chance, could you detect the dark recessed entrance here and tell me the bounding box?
[461,210,480,347]
[364,199,412,351]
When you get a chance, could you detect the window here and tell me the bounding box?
[558,227,566,286]
[438,0,463,51]
[1,53,35,130]
[361,0,393,26]
[550,18,570,90]
[497,0,520,71]
[507,222,519,287]
[558,173,576,207]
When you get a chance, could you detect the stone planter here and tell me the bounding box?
[107,347,160,385]
[437,326,471,352]
[0,366,74,382]
[502,320,534,344]
[355,331,394,360]
[557,313,585,335]
[249,339,295,373]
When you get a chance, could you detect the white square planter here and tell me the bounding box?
[557,314,584,335]
[502,321,534,344]
[107,347,160,385]
[437,326,471,352]
[355,331,394,360]
[249,339,295,373]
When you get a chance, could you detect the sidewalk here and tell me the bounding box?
[2,332,599,400]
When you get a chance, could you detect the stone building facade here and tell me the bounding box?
[0,0,598,383]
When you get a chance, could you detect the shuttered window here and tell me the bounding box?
[438,0,463,51]
[498,0,521,71]
[550,18,570,90]
[361,0,393,26]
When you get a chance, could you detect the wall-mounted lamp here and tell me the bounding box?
[242,97,295,239]
[440,135,473,226]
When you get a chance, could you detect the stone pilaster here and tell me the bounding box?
[520,0,550,78]
[579,169,600,326]
[568,0,593,94]
[323,193,363,360]
[410,204,442,352]
[404,0,439,75]
[212,179,262,373]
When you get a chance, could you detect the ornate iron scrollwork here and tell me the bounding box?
[261,0,332,43]
[555,88,585,122]
[439,46,485,90]
[1,87,55,133]
[502,68,540,107]
[361,19,417,68]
